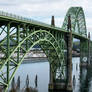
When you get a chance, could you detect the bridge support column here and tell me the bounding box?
[49,63,66,91]
[49,15,73,91]
[7,23,10,87]
[80,39,88,67]
[90,41,92,64]
[66,15,73,92]
[88,32,90,65]
[49,64,54,87]
[80,32,90,67]
[49,15,67,91]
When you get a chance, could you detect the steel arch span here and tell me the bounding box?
[0,6,89,91]
[0,29,66,91]
[62,7,87,37]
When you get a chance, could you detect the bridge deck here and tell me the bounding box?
[0,11,88,40]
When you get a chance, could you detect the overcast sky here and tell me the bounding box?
[0,0,92,36]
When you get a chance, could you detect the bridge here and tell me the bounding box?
[0,7,91,91]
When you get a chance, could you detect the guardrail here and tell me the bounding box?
[0,11,52,27]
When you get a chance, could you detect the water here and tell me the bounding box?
[15,61,49,92]
[13,57,92,92]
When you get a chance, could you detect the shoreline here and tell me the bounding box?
[22,56,80,64]
[9,56,80,65]
[22,57,48,64]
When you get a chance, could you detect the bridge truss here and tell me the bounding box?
[0,7,89,91]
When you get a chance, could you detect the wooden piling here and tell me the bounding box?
[10,77,16,92]
[26,75,29,88]
[16,76,20,91]
[35,75,38,88]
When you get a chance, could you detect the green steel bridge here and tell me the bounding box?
[0,7,91,91]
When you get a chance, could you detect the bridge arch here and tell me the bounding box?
[0,6,88,91]
[0,30,65,91]
[62,7,87,37]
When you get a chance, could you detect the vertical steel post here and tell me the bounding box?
[49,16,55,89]
[17,25,20,63]
[49,63,55,90]
[80,40,88,66]
[7,23,10,85]
[50,64,53,84]
[26,26,28,50]
[67,15,73,91]
[80,40,82,64]
[60,34,62,48]
[65,34,68,83]
[55,31,57,41]
[88,32,90,65]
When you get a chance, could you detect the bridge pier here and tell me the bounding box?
[49,15,67,91]
[80,32,91,67]
[49,64,67,91]
[80,40,88,67]
[49,15,73,92]
[66,15,73,92]
[88,32,90,65]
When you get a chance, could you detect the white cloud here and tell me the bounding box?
[0,0,91,34]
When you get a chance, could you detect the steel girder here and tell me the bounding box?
[62,7,87,37]
[0,22,66,91]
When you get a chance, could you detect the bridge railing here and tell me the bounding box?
[0,11,51,27]
[0,10,64,32]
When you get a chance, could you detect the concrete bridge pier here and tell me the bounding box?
[88,32,91,66]
[49,15,73,92]
[66,15,73,92]
[80,32,91,67]
[49,15,67,91]
[49,64,66,91]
